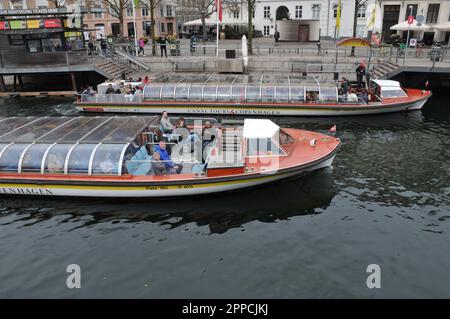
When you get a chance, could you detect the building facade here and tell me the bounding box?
[0,0,177,39]
[253,0,374,39]
[175,0,375,41]
[84,1,177,40]
[378,0,450,43]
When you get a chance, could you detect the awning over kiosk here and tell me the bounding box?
[0,116,159,176]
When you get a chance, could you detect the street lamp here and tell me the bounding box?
[404,5,414,66]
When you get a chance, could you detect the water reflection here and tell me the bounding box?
[0,170,337,234]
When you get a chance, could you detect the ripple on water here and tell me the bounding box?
[0,94,449,297]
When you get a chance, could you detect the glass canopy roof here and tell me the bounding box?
[142,74,338,103]
[0,116,158,176]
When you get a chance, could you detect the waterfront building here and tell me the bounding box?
[83,0,177,40]
[0,6,109,92]
[378,0,450,43]
[0,0,177,39]
[177,0,376,41]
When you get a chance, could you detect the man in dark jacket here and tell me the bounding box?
[159,35,167,58]
[355,62,366,89]
[155,141,182,174]
[88,39,95,57]
[274,31,280,46]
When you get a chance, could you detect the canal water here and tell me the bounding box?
[0,94,448,298]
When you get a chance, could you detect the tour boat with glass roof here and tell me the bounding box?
[0,116,340,197]
[75,74,431,116]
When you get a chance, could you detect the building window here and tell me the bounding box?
[356,25,365,38]
[426,4,440,23]
[160,5,164,16]
[404,4,418,20]
[264,6,270,19]
[142,7,149,16]
[263,25,270,36]
[166,5,172,16]
[161,22,165,33]
[233,11,239,19]
[93,7,103,19]
[8,35,25,46]
[252,9,255,19]
[357,4,366,18]
[126,5,133,17]
[333,4,338,18]
[295,5,302,18]
[312,4,320,19]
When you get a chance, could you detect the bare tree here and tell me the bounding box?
[246,0,256,55]
[350,0,368,56]
[101,0,130,36]
[223,0,256,54]
[179,0,216,42]
[142,0,163,56]
[48,0,67,8]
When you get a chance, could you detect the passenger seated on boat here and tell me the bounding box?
[306,92,318,102]
[173,117,190,142]
[347,89,359,102]
[151,152,167,175]
[160,111,174,133]
[82,86,96,96]
[100,153,115,173]
[155,141,183,174]
[339,77,350,96]
[47,154,64,173]
[359,88,369,103]
[153,128,171,154]
[176,117,186,129]
[105,84,116,94]
[202,121,217,150]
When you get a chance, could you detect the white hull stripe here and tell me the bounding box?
[0,156,335,197]
[76,98,428,116]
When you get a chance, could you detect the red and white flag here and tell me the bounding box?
[216,0,222,22]
[329,125,337,133]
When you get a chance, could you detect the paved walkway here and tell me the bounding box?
[121,38,450,80]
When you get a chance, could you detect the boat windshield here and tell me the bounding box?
[246,138,286,156]
[380,88,408,98]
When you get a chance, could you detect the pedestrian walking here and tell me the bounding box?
[138,38,145,56]
[100,37,108,57]
[274,31,280,47]
[88,39,95,57]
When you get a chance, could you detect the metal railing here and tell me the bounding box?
[79,93,143,103]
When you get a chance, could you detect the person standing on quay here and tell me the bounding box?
[274,30,280,47]
[100,37,108,57]
[159,34,167,58]
[88,39,95,57]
